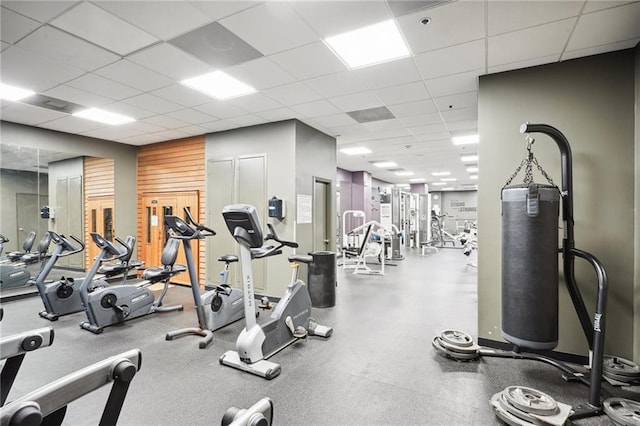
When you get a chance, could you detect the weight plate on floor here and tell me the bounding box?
[603,356,640,378]
[603,398,640,426]
[431,337,479,361]
[497,393,542,425]
[503,386,558,416]
[438,337,480,354]
[603,370,640,384]
[490,392,538,426]
[440,329,474,347]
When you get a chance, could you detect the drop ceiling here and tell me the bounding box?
[1,0,638,188]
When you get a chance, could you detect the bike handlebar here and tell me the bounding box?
[264,223,298,248]
[48,232,85,257]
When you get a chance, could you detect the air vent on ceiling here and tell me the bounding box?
[347,106,395,123]
[22,95,85,114]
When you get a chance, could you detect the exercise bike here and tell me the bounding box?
[219,204,332,379]
[0,231,36,263]
[0,233,51,290]
[79,233,184,334]
[164,208,245,349]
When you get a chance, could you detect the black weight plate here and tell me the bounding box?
[503,386,558,416]
[603,356,640,378]
[603,398,640,426]
[440,329,474,347]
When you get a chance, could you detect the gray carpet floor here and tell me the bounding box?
[0,248,637,425]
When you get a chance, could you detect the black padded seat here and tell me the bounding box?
[218,255,238,263]
[6,231,37,261]
[288,254,313,264]
[142,265,187,284]
[99,260,145,278]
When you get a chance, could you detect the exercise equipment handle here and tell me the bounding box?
[183,207,216,236]
[264,223,298,248]
[48,232,85,257]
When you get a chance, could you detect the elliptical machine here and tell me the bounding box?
[79,233,184,334]
[164,208,245,349]
[219,204,332,379]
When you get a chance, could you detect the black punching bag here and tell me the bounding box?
[502,183,560,350]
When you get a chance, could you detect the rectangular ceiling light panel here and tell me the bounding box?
[181,71,256,100]
[395,171,414,176]
[452,134,479,145]
[324,20,411,69]
[373,161,397,168]
[340,147,371,155]
[461,155,478,162]
[0,82,35,101]
[73,108,135,125]
[431,171,451,176]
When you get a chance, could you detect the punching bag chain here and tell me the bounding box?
[503,135,555,188]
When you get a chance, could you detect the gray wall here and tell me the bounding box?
[635,45,640,362]
[430,190,478,233]
[478,49,636,359]
[0,122,137,239]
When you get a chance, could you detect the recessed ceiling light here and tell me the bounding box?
[409,178,426,182]
[452,134,479,145]
[324,19,411,70]
[373,161,397,168]
[73,108,135,125]
[0,82,35,101]
[466,166,478,173]
[461,155,479,162]
[431,182,447,186]
[442,187,455,191]
[181,71,256,100]
[470,175,478,180]
[395,171,414,176]
[440,178,457,182]
[340,147,371,155]
[396,183,410,188]
[431,171,451,176]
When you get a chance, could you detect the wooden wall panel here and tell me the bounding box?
[84,156,114,268]
[136,136,206,285]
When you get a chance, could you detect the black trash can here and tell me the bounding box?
[307,251,336,308]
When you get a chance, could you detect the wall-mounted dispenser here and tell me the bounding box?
[268,196,285,219]
[40,205,54,219]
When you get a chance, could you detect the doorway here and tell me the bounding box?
[140,191,198,286]
[313,178,331,252]
[86,196,114,267]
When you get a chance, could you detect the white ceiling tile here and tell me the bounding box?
[1,7,41,43]
[362,118,405,132]
[2,1,78,23]
[288,100,342,118]
[141,115,190,130]
[227,114,269,127]
[37,115,104,133]
[440,106,477,123]
[354,57,422,89]
[399,113,443,127]
[166,108,218,125]
[415,130,451,142]
[95,59,174,92]
[582,1,635,14]
[425,69,482,97]
[220,3,318,55]
[224,57,295,91]
[148,129,191,141]
[387,100,438,118]
[17,26,119,71]
[488,1,583,36]
[1,102,68,125]
[101,100,155,120]
[0,46,85,91]
[227,93,282,113]
[255,107,297,122]
[408,122,448,136]
[415,39,486,80]
[128,43,212,81]
[43,85,113,108]
[399,1,485,54]
[95,2,210,40]
[116,133,166,145]
[193,101,247,119]
[189,1,259,21]
[262,82,322,106]
[124,120,166,134]
[123,93,183,115]
[567,2,640,51]
[269,42,347,80]
[310,113,358,128]
[289,1,392,38]
[374,82,430,106]
[304,71,369,98]
[199,120,237,132]
[562,38,640,61]
[151,84,214,108]
[67,74,141,101]
[50,2,158,55]
[433,91,477,112]
[174,125,210,136]
[82,125,145,140]
[447,120,478,134]
[329,91,382,112]
[1,41,10,51]
[488,19,575,67]
[488,54,559,74]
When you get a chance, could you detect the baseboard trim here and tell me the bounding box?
[478,337,589,366]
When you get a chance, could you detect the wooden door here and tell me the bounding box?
[86,197,114,267]
[140,192,198,286]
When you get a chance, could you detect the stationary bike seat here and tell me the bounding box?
[288,254,312,264]
[218,255,238,263]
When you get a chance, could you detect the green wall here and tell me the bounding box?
[478,49,637,360]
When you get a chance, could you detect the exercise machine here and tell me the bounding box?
[97,235,144,284]
[347,220,388,275]
[79,233,184,334]
[0,234,7,256]
[0,349,142,426]
[222,397,274,426]
[0,231,36,263]
[164,208,245,349]
[219,204,332,379]
[0,233,51,290]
